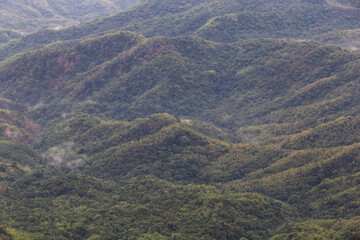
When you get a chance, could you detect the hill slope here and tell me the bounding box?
[0,98,40,145]
[1,33,359,141]
[2,174,294,240]
[1,0,359,62]
[33,113,360,221]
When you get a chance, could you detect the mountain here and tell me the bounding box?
[1,32,359,141]
[29,113,360,221]
[0,0,360,239]
[313,29,360,50]
[0,98,40,145]
[270,219,360,240]
[1,0,359,62]
[0,98,41,194]
[0,0,139,34]
[0,140,42,197]
[36,113,229,182]
[0,113,298,240]
[0,111,353,239]
[1,174,295,240]
[0,29,22,45]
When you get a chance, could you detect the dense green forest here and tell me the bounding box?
[1,113,360,239]
[1,0,359,62]
[1,32,359,139]
[0,0,360,239]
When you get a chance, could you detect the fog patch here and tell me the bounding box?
[49,25,68,31]
[18,165,32,175]
[181,119,192,124]
[44,142,86,169]
[78,100,97,105]
[28,102,44,111]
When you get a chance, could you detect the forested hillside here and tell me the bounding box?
[1,0,359,61]
[1,32,359,140]
[0,0,360,239]
[0,30,22,45]
[1,112,360,239]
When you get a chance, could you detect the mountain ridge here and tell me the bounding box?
[1,0,359,62]
[0,0,140,34]
[1,32,359,141]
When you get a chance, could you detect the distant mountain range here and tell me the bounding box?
[0,0,139,35]
[1,0,359,61]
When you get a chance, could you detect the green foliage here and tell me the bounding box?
[281,116,360,149]
[1,33,359,229]
[0,141,40,167]
[1,0,359,62]
[1,174,294,239]
[203,144,287,182]
[271,219,360,240]
[0,31,144,105]
[2,35,359,143]
[0,140,41,194]
[32,111,360,224]
[270,222,336,240]
[84,122,228,182]
[0,106,41,144]
[226,143,360,218]
[37,113,230,182]
[0,227,35,240]
[196,7,360,45]
[180,118,236,143]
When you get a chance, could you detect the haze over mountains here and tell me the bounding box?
[0,0,360,239]
[0,0,139,34]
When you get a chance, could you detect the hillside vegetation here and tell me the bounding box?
[2,174,295,240]
[2,112,360,239]
[32,113,360,220]
[1,0,359,62]
[0,98,40,145]
[1,32,359,140]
